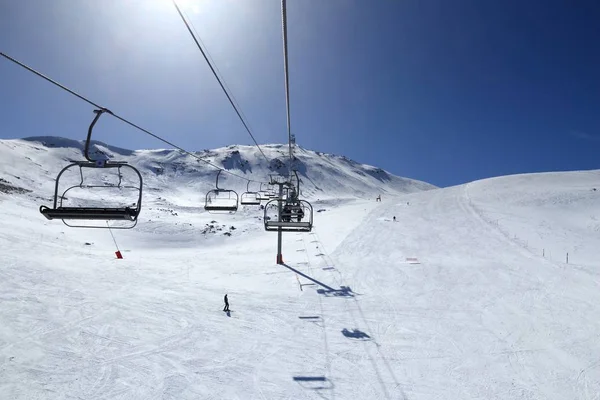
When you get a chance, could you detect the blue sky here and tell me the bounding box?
[1,0,599,187]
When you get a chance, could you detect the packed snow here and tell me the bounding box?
[1,137,599,399]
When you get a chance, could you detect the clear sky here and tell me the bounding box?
[1,0,599,187]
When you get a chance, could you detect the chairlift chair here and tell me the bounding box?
[260,182,269,193]
[39,109,143,229]
[240,181,261,206]
[264,198,313,232]
[263,170,312,232]
[204,170,239,213]
[257,183,272,201]
[240,192,261,206]
[257,191,269,201]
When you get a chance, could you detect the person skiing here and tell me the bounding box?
[393,216,396,222]
[223,294,229,312]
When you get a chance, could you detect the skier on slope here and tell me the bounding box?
[393,216,396,222]
[223,294,230,312]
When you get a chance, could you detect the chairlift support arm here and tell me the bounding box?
[84,108,113,162]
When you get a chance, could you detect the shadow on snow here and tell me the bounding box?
[341,328,371,340]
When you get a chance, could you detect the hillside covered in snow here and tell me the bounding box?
[0,137,435,203]
[1,136,600,399]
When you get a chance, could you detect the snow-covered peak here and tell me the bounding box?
[3,137,436,201]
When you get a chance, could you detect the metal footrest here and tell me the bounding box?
[240,200,261,206]
[204,205,238,212]
[265,221,312,232]
[40,206,138,221]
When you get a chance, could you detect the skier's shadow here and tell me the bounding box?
[225,311,231,317]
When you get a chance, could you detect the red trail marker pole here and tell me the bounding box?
[107,222,123,259]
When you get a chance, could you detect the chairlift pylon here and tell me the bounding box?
[39,109,143,229]
[204,170,239,213]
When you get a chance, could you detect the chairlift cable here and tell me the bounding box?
[172,0,271,165]
[181,8,256,151]
[0,51,269,185]
[0,51,103,109]
[281,0,294,175]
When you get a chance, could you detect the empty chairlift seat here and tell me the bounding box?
[205,189,239,212]
[240,181,262,206]
[240,192,261,206]
[39,161,143,228]
[39,109,143,229]
[204,170,239,213]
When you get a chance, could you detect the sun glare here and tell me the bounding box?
[168,0,205,14]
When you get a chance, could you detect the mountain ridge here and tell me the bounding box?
[2,136,437,202]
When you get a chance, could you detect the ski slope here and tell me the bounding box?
[332,171,600,399]
[1,139,600,399]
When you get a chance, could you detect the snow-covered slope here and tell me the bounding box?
[1,136,599,399]
[330,170,600,399]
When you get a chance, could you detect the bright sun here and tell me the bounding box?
[169,0,205,15]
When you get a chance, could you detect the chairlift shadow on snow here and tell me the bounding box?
[341,328,371,340]
[316,285,355,298]
[281,263,335,290]
[279,263,354,297]
[292,376,334,391]
[298,315,323,327]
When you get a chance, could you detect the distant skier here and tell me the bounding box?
[393,216,396,222]
[223,294,229,312]
[376,195,381,202]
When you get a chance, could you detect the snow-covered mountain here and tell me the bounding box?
[0,137,435,204]
[1,135,600,399]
